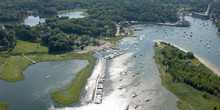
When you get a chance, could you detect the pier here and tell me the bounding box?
[94,56,106,104]
[94,51,123,104]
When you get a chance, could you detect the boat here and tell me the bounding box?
[146,99,151,102]
[118,86,123,90]
[125,105,129,110]
[132,94,137,98]
[134,28,144,31]
[134,105,139,109]
[134,83,139,86]
[46,75,50,79]
[132,74,136,77]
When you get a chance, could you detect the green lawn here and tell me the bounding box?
[0,40,48,82]
[0,56,32,82]
[51,52,96,104]
[0,103,8,110]
[14,40,49,54]
[153,43,220,110]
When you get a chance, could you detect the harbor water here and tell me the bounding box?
[0,16,219,110]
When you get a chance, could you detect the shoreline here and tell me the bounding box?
[75,41,115,54]
[153,40,220,76]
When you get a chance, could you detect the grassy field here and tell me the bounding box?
[51,52,96,104]
[0,103,8,110]
[153,43,220,110]
[14,40,49,54]
[0,56,32,82]
[0,40,48,82]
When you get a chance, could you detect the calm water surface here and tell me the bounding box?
[21,11,85,27]
[0,60,89,110]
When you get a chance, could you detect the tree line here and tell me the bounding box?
[0,0,214,23]
[2,17,116,52]
[156,42,220,97]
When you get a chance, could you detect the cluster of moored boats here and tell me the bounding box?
[104,52,123,59]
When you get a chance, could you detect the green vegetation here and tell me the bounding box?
[106,36,125,46]
[0,0,213,23]
[153,42,220,110]
[0,40,96,82]
[210,0,220,34]
[51,52,96,105]
[0,56,32,82]
[48,18,116,37]
[0,28,16,50]
[58,9,89,17]
[0,103,8,110]
[0,39,97,105]
[3,17,116,52]
[0,40,49,81]
[15,40,49,53]
[0,41,97,106]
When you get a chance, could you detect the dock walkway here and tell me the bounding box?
[22,53,36,64]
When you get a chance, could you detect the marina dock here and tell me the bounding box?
[94,51,123,104]
[94,56,106,104]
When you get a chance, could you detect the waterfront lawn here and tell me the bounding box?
[0,56,32,82]
[153,43,220,110]
[0,103,8,110]
[51,52,96,105]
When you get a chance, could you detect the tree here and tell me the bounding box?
[0,28,7,40]
[186,52,195,59]
[0,37,9,46]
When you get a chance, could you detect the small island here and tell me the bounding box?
[153,41,220,110]
[0,103,7,110]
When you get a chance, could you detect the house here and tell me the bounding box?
[0,45,8,52]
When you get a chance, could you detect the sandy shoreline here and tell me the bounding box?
[75,41,115,54]
[154,40,220,76]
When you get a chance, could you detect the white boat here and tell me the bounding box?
[118,86,123,90]
[134,83,139,86]
[46,75,50,79]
